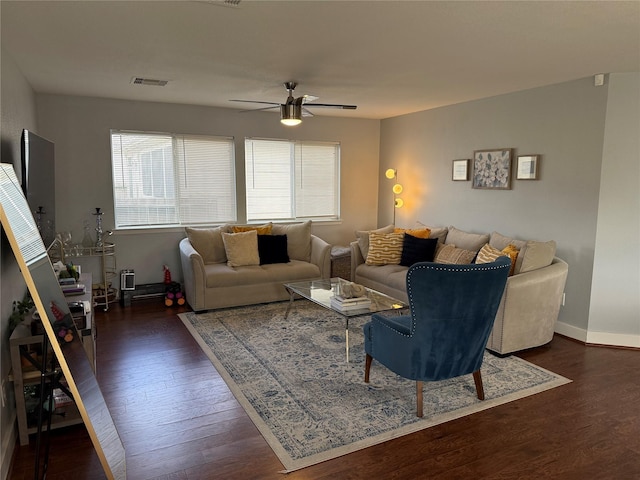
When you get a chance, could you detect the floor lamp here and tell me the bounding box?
[385,168,403,225]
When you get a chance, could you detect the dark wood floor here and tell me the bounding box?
[9,299,640,480]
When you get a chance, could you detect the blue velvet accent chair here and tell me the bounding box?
[363,256,511,417]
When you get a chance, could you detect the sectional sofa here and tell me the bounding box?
[350,224,569,355]
[179,221,331,311]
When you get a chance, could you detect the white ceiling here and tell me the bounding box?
[2,1,639,120]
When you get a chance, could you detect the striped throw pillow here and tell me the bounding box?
[365,232,404,265]
[434,243,476,264]
[475,243,506,264]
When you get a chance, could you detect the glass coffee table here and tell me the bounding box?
[283,278,407,361]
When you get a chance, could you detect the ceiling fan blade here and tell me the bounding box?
[238,105,280,113]
[303,103,357,110]
[229,99,281,106]
[302,107,314,117]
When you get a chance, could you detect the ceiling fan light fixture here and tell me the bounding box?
[280,103,302,126]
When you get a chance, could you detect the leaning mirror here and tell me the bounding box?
[0,164,125,479]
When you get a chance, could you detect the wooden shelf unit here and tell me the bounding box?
[8,273,96,446]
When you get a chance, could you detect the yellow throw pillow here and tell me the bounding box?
[355,224,395,259]
[366,232,404,265]
[231,223,273,235]
[501,244,520,276]
[394,227,431,239]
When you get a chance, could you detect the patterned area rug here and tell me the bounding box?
[178,301,571,472]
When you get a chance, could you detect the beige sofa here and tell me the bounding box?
[180,221,331,311]
[350,224,568,355]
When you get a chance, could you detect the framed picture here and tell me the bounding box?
[517,155,539,180]
[452,159,469,181]
[472,148,513,190]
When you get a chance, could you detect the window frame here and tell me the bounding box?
[110,130,237,230]
[244,137,341,223]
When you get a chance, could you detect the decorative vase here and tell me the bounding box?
[93,208,104,247]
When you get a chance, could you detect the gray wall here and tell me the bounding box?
[588,72,640,344]
[379,76,638,342]
[0,46,38,479]
[35,94,381,286]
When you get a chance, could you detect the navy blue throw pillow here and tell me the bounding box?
[258,234,290,265]
[400,234,437,267]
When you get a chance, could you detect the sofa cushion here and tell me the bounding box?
[231,223,273,235]
[519,240,556,273]
[356,263,408,292]
[258,234,289,265]
[445,226,489,252]
[221,230,260,267]
[355,224,395,259]
[434,243,476,264]
[489,231,527,272]
[366,232,404,265]
[203,260,319,288]
[185,226,227,264]
[260,260,321,282]
[204,263,268,288]
[271,221,312,262]
[400,234,437,267]
[489,231,527,251]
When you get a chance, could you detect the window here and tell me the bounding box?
[245,138,340,222]
[111,131,236,228]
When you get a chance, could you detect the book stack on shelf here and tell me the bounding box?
[330,294,372,312]
[60,282,86,296]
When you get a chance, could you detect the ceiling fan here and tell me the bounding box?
[230,82,357,126]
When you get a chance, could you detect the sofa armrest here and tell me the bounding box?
[310,234,331,278]
[179,237,207,312]
[488,257,568,354]
[350,241,365,281]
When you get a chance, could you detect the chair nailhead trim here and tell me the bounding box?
[404,260,510,337]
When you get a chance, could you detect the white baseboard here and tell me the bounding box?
[556,321,640,348]
[555,321,587,342]
[1,413,16,480]
[585,330,640,348]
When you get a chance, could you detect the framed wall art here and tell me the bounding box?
[452,159,469,181]
[517,155,539,180]
[472,148,513,190]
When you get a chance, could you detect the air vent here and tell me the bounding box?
[201,0,241,7]
[131,77,169,87]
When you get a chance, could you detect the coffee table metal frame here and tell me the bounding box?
[283,277,407,361]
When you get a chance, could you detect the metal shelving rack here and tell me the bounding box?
[48,241,118,311]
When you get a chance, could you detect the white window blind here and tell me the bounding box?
[245,138,339,222]
[111,130,236,228]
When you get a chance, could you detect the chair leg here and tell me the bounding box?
[416,381,423,417]
[364,354,372,383]
[473,369,485,400]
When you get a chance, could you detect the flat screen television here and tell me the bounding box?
[21,129,56,246]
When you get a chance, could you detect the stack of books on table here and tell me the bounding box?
[60,283,86,296]
[330,294,372,312]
